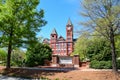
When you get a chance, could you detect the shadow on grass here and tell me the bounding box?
[0,67,78,79]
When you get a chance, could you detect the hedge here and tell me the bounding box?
[90,60,112,69]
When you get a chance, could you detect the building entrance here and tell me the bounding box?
[52,55,80,68]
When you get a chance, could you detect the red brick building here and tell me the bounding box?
[43,19,80,67]
[43,19,74,56]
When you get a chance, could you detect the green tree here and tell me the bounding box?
[0,48,7,65]
[81,0,120,72]
[115,35,120,58]
[11,48,25,67]
[86,35,112,69]
[26,43,52,67]
[86,37,111,61]
[0,0,46,68]
[73,32,90,61]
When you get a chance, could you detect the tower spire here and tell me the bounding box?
[51,28,57,35]
[67,18,72,25]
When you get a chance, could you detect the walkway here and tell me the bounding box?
[0,75,32,80]
[21,67,76,71]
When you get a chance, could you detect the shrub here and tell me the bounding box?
[90,60,100,69]
[100,61,112,69]
[11,49,25,67]
[117,60,120,69]
[0,48,7,65]
[90,60,112,69]
[26,43,52,67]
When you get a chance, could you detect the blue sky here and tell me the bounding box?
[37,0,84,39]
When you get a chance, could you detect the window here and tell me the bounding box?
[67,36,71,38]
[64,50,66,53]
[68,50,71,53]
[68,43,71,47]
[67,32,71,35]
[51,44,54,48]
[67,38,71,42]
[56,44,60,49]
[64,43,66,47]
[68,48,71,50]
[52,35,54,37]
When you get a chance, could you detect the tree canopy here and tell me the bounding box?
[73,32,90,61]
[81,0,120,73]
[0,0,46,68]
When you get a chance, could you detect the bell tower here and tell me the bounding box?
[66,18,73,55]
[50,28,58,54]
[50,28,58,42]
[66,18,73,41]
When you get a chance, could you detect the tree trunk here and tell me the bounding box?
[110,27,118,73]
[6,39,12,68]
[6,28,13,68]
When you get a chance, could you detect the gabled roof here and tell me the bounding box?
[58,36,65,41]
[43,38,50,44]
[67,18,72,26]
[43,38,50,41]
[51,28,58,35]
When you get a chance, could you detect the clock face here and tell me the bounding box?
[68,27,71,30]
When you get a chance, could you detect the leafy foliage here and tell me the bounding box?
[117,60,120,69]
[81,0,120,72]
[90,60,112,69]
[115,35,120,57]
[90,60,120,69]
[73,32,90,61]
[26,43,52,67]
[86,34,120,69]
[86,36,112,69]
[0,48,7,65]
[11,48,25,67]
[0,0,46,68]
[86,37,111,61]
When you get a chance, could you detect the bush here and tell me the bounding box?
[90,60,112,69]
[90,60,100,69]
[117,60,120,69]
[26,43,52,67]
[0,48,7,65]
[11,49,25,67]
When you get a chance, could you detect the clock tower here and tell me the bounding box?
[66,18,73,55]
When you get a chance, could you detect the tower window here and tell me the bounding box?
[67,38,71,41]
[68,43,71,47]
[67,30,71,32]
[52,35,54,37]
[67,33,70,35]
